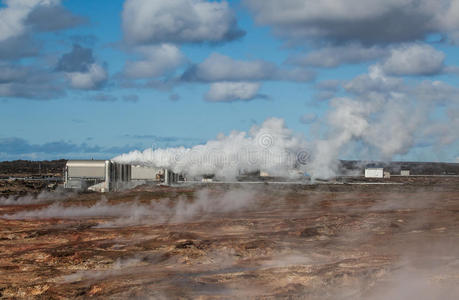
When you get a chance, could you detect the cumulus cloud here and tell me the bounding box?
[182,53,315,83]
[205,81,263,102]
[344,65,404,96]
[56,44,95,73]
[124,44,186,79]
[66,63,107,90]
[380,44,446,76]
[0,1,84,66]
[0,63,64,99]
[0,0,82,45]
[288,44,387,68]
[183,53,275,82]
[56,44,107,90]
[345,65,459,103]
[0,35,40,60]
[122,0,245,45]
[244,0,459,45]
[25,2,84,32]
[0,2,86,99]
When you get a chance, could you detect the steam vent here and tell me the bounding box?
[1,0,459,298]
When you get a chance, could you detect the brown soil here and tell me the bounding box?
[0,179,458,299]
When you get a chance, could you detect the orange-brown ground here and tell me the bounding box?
[0,179,458,299]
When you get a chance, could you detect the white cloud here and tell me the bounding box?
[0,0,55,42]
[205,81,262,102]
[345,65,459,103]
[122,0,244,45]
[380,44,445,76]
[0,0,81,43]
[244,0,459,44]
[288,44,387,68]
[124,44,186,78]
[0,63,64,99]
[183,53,275,82]
[182,53,315,83]
[67,64,107,90]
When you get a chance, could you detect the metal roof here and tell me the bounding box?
[66,160,108,168]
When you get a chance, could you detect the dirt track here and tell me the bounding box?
[1,180,458,299]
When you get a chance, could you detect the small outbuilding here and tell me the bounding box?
[365,168,384,178]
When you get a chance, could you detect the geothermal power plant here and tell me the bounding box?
[1,159,458,298]
[63,160,180,192]
[61,159,459,192]
[2,0,459,298]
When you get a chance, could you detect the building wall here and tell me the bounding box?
[65,160,131,192]
[131,166,161,180]
[365,168,384,178]
[66,161,106,179]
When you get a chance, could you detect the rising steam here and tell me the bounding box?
[3,188,257,226]
[114,118,311,179]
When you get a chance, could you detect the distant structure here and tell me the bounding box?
[400,170,410,176]
[64,160,131,192]
[384,171,391,179]
[163,169,180,185]
[131,165,163,182]
[64,160,181,192]
[365,168,384,178]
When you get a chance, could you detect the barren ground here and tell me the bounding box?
[1,178,458,299]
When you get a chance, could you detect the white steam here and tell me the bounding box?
[114,118,310,179]
[114,65,458,179]
[2,188,257,226]
[0,189,73,206]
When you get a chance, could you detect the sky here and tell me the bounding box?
[0,0,459,165]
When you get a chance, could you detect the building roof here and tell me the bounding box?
[66,160,108,168]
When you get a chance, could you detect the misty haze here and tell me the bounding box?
[1,0,459,299]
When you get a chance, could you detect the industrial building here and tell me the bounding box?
[131,165,163,181]
[364,168,384,178]
[64,160,131,192]
[64,160,180,192]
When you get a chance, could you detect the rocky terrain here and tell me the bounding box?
[0,179,458,299]
[0,160,66,178]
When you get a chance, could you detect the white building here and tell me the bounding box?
[365,168,384,178]
[64,160,131,192]
[400,170,410,176]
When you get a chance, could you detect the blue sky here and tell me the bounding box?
[1,0,458,163]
